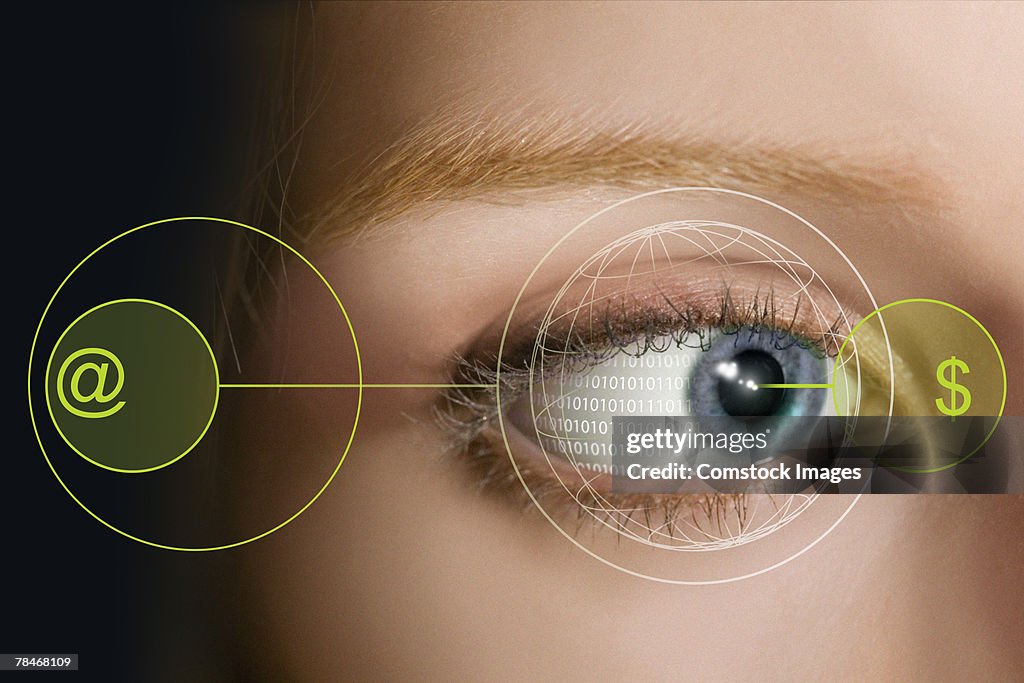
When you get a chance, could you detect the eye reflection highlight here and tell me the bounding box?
[714,351,785,417]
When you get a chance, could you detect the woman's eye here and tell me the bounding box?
[440,194,868,532]
[507,321,835,473]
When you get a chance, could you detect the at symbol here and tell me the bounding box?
[56,347,127,418]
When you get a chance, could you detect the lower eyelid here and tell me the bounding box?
[460,418,760,539]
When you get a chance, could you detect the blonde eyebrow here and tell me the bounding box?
[304,109,945,245]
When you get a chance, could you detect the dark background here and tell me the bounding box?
[9,4,261,680]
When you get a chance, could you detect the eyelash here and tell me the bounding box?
[546,285,842,363]
[433,285,840,534]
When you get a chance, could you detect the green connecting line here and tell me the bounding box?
[219,383,495,389]
[221,382,832,389]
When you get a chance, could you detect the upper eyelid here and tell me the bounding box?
[451,258,853,371]
[480,275,849,369]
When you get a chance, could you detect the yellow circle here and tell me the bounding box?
[831,298,1006,472]
[45,299,220,473]
[28,217,362,551]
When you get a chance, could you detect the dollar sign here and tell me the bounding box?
[935,355,972,419]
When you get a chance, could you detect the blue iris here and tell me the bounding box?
[689,326,828,419]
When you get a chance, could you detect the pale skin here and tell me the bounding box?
[231,3,1024,679]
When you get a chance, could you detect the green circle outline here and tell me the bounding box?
[45,298,221,474]
[28,217,363,551]
[831,297,1007,473]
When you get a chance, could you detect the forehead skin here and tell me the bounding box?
[302,1,1024,190]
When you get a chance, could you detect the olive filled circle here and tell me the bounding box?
[28,217,362,552]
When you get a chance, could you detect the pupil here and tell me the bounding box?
[716,350,786,417]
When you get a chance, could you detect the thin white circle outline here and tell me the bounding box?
[496,187,876,585]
